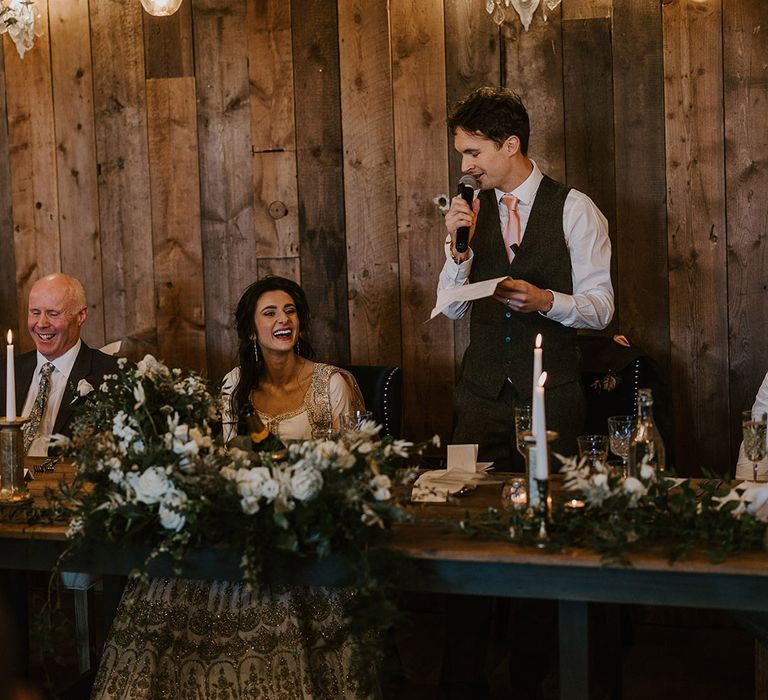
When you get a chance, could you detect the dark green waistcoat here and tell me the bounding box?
[461,175,580,401]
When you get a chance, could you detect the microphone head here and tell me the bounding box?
[459,174,479,191]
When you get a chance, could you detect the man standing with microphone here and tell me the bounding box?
[438,86,614,467]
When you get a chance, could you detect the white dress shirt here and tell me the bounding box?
[22,339,82,456]
[735,371,768,480]
[437,161,614,329]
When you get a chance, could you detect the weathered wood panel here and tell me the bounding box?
[338,0,401,366]
[724,0,768,459]
[90,0,156,353]
[501,5,565,182]
[444,0,500,376]
[248,0,299,261]
[612,0,670,372]
[3,2,59,352]
[391,0,453,441]
[292,0,349,367]
[0,46,17,339]
[193,0,256,380]
[146,77,207,374]
[256,257,300,283]
[663,0,729,472]
[562,17,617,333]
[49,0,105,349]
[143,0,194,80]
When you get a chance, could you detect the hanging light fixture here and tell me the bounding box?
[140,0,184,17]
[485,0,562,31]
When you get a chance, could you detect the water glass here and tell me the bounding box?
[742,410,768,482]
[577,434,609,471]
[607,415,633,468]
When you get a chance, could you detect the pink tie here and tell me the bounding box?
[501,194,520,263]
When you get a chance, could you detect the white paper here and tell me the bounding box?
[448,443,479,473]
[410,468,490,502]
[429,276,511,320]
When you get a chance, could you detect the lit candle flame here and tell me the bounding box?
[538,371,547,387]
[535,333,542,348]
[6,330,11,344]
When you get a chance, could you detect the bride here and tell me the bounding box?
[92,277,370,700]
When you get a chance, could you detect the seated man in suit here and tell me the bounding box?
[2,273,119,455]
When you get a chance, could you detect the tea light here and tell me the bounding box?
[565,498,585,510]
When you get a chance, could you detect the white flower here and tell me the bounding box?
[77,379,94,397]
[189,427,212,450]
[290,466,323,501]
[370,474,392,501]
[159,490,188,532]
[623,477,647,504]
[261,478,281,501]
[127,466,171,504]
[640,464,656,482]
[117,357,128,368]
[591,473,608,489]
[133,383,146,408]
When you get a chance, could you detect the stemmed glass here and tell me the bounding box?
[742,410,768,482]
[514,404,532,463]
[607,415,633,476]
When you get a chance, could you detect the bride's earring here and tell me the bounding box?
[253,339,260,363]
[295,339,301,356]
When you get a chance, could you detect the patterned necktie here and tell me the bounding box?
[501,194,520,263]
[23,362,54,453]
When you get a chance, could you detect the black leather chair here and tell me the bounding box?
[344,365,402,438]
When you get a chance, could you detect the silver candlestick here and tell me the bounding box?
[0,418,33,505]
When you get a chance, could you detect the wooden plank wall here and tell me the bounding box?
[0,0,765,475]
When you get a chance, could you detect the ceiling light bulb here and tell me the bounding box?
[140,0,184,17]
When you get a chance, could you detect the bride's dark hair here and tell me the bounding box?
[231,276,316,419]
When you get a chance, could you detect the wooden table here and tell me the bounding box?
[2,466,768,700]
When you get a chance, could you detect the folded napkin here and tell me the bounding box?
[411,464,493,502]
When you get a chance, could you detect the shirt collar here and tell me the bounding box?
[495,160,543,207]
[36,339,82,378]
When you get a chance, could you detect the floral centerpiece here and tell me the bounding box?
[51,354,437,650]
[460,456,768,565]
[0,0,39,59]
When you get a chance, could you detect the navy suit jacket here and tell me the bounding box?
[1,342,120,437]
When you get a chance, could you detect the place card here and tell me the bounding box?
[447,443,479,473]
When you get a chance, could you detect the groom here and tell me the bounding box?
[1,273,120,455]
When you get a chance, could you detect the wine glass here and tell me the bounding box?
[607,415,633,476]
[514,404,532,460]
[742,410,768,482]
[577,434,609,472]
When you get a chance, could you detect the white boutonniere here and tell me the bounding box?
[72,379,95,403]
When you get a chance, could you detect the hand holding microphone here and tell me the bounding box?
[454,174,479,253]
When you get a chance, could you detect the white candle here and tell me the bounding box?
[6,330,15,421]
[533,371,548,479]
[531,334,543,437]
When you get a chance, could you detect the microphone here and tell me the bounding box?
[455,174,479,253]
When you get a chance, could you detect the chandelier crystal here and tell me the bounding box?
[485,0,562,30]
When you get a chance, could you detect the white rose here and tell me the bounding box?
[623,477,646,498]
[235,467,269,499]
[747,486,768,522]
[189,427,212,449]
[290,467,323,501]
[261,478,280,501]
[128,466,171,504]
[159,490,187,531]
[640,464,656,481]
[370,474,392,501]
[77,379,94,397]
[240,496,261,515]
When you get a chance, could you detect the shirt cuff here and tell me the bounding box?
[443,235,474,269]
[540,289,569,321]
